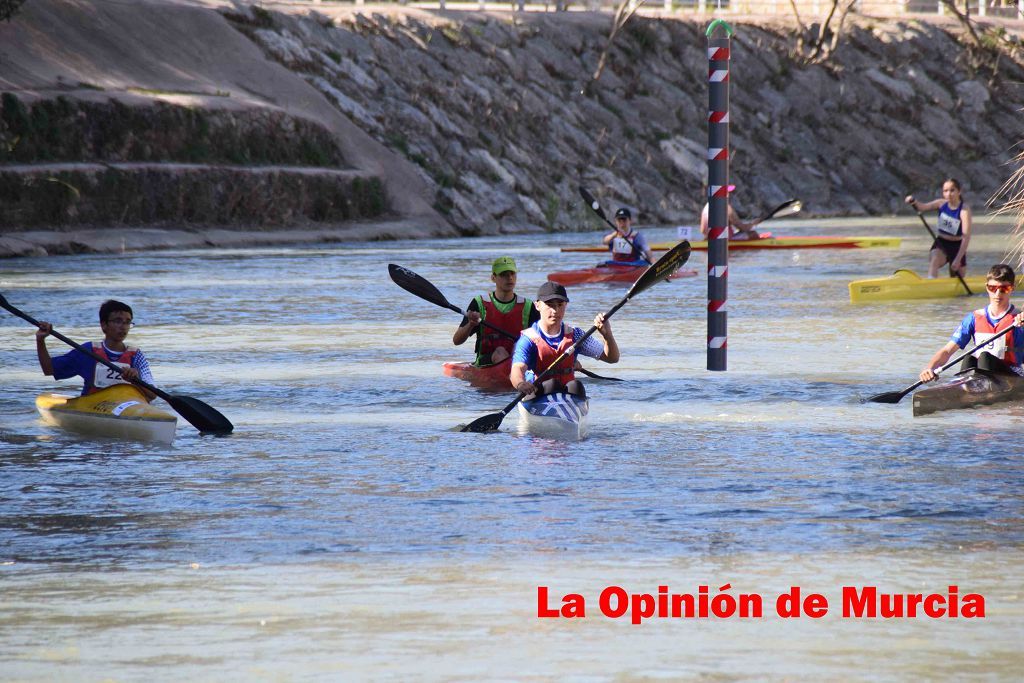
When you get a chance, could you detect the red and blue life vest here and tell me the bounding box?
[85,341,140,395]
[523,326,575,383]
[972,306,1018,365]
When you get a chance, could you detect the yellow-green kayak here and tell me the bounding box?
[36,384,178,443]
[562,235,901,253]
[848,269,1015,304]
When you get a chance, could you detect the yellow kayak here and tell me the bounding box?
[36,384,178,443]
[562,235,901,253]
[848,269,1019,304]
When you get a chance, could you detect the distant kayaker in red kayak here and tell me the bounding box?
[510,281,619,398]
[700,185,760,241]
[35,299,157,400]
[602,207,654,263]
[905,178,972,279]
[453,256,540,367]
[919,263,1024,383]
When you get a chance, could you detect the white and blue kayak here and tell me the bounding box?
[516,392,589,441]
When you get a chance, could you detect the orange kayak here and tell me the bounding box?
[442,358,513,391]
[548,262,699,286]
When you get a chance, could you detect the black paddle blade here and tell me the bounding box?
[577,367,623,382]
[461,411,505,433]
[578,186,610,222]
[864,391,909,404]
[388,264,458,312]
[627,241,691,299]
[167,394,234,435]
[772,199,802,219]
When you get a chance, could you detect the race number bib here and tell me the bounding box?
[937,212,961,237]
[611,236,633,255]
[972,332,1007,360]
[94,361,131,389]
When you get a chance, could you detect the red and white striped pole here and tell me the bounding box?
[706,19,732,372]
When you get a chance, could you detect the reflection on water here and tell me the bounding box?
[1,216,1022,677]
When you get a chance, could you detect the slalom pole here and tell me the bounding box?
[706,19,733,371]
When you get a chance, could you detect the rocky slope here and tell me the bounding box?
[1,1,1022,255]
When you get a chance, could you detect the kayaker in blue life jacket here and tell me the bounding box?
[602,207,654,264]
[905,178,973,279]
[510,281,619,398]
[453,256,540,367]
[919,263,1024,383]
[35,299,156,400]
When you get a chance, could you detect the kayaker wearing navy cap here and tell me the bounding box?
[602,207,654,264]
[510,281,619,397]
[35,299,157,400]
[454,256,539,367]
[919,263,1024,383]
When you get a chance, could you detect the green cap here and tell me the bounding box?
[492,256,517,275]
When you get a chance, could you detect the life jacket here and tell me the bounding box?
[473,294,533,365]
[972,306,1018,366]
[609,231,641,262]
[936,202,964,238]
[523,324,576,383]
[85,341,140,395]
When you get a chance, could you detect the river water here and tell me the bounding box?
[1,215,1022,679]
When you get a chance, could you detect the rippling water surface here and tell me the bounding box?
[1,216,1022,679]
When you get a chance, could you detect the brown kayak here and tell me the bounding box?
[913,368,1024,416]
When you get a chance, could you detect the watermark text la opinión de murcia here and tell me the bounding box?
[537,584,984,624]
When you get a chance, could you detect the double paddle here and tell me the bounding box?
[460,240,692,433]
[865,325,1016,404]
[388,265,621,382]
[578,186,652,264]
[0,293,233,435]
[752,198,802,225]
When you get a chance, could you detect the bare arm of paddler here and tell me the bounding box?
[919,341,960,383]
[509,361,535,395]
[905,195,943,212]
[593,313,619,363]
[35,321,55,376]
[452,299,481,346]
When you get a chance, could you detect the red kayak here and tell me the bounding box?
[548,262,699,286]
[442,358,513,391]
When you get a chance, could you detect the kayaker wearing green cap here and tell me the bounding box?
[453,256,539,367]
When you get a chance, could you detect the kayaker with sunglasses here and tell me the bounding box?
[905,178,972,279]
[919,264,1024,383]
[35,299,156,400]
[453,256,540,367]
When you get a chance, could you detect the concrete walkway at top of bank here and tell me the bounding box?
[0,0,449,233]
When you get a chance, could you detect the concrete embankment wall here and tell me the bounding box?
[1,0,1022,257]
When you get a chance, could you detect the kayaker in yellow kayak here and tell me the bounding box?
[602,207,654,263]
[919,264,1024,383]
[700,185,760,241]
[905,178,972,279]
[453,256,539,366]
[510,281,619,398]
[35,299,156,400]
